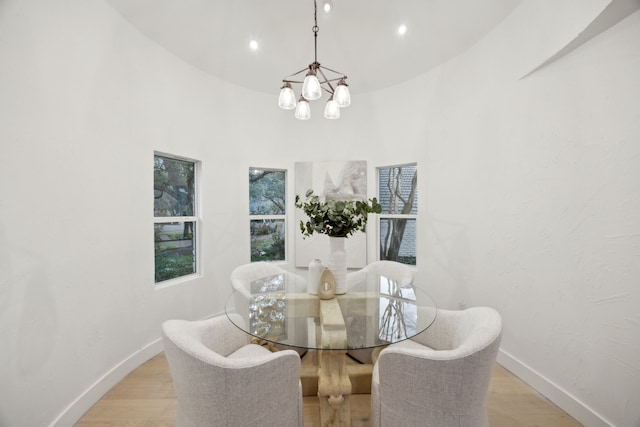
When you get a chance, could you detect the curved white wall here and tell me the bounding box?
[349,3,640,426]
[0,0,638,426]
[0,0,274,425]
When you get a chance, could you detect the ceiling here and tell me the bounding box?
[105,0,524,95]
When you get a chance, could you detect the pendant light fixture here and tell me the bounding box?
[278,0,350,120]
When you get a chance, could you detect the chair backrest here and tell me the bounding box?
[162,316,303,427]
[348,260,416,293]
[229,262,308,356]
[230,261,287,291]
[375,307,502,427]
[361,260,416,284]
[345,261,417,363]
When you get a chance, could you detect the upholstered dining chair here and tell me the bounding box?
[162,315,304,427]
[346,260,417,364]
[230,261,291,290]
[230,262,308,356]
[371,307,503,427]
[352,260,416,286]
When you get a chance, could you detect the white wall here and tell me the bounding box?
[0,1,390,425]
[0,0,638,426]
[350,4,640,426]
[0,0,277,425]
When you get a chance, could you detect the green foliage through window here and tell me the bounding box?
[154,156,195,217]
[249,168,286,262]
[249,169,286,215]
[154,154,198,283]
[250,219,285,261]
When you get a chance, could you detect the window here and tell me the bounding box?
[377,164,417,265]
[249,168,286,262]
[154,154,198,283]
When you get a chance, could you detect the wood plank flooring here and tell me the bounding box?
[74,352,583,427]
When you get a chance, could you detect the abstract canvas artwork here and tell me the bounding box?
[295,160,368,268]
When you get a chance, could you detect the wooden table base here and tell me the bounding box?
[318,299,352,427]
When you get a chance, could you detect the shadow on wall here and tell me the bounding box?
[424,214,474,309]
[0,227,60,425]
[0,224,10,316]
[522,0,640,78]
[17,261,58,376]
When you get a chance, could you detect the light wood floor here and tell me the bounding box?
[74,352,583,427]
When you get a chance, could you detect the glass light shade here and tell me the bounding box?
[278,84,296,109]
[295,98,311,120]
[302,72,322,100]
[324,97,340,119]
[334,80,351,107]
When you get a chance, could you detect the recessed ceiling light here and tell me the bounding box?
[398,24,408,36]
[322,0,333,13]
[249,39,259,51]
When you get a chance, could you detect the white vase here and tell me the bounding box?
[308,258,324,295]
[327,237,347,294]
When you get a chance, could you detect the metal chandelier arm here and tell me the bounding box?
[316,67,335,93]
[278,0,350,119]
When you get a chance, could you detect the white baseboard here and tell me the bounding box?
[497,349,613,427]
[50,333,613,427]
[48,311,227,427]
[48,339,164,427]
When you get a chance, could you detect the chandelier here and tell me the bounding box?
[278,0,351,120]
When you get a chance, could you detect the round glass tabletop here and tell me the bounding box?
[225,269,437,351]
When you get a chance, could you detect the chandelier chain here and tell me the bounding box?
[313,0,318,65]
[313,0,318,30]
[278,0,350,119]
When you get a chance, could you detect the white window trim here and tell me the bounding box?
[376,163,418,265]
[249,167,288,263]
[154,152,202,287]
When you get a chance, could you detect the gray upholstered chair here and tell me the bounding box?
[346,260,417,364]
[371,307,502,427]
[230,262,308,356]
[351,260,416,286]
[162,316,304,427]
[230,261,291,290]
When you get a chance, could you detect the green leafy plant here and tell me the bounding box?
[295,189,382,238]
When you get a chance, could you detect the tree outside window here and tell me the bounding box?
[154,154,198,283]
[249,168,286,262]
[378,165,417,265]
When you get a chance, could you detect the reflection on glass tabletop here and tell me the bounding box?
[225,271,437,351]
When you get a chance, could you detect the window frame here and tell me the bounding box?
[248,167,287,263]
[376,163,418,265]
[153,151,201,286]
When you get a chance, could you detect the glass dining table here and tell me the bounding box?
[225,268,437,427]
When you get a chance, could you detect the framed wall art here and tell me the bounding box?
[294,160,369,268]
